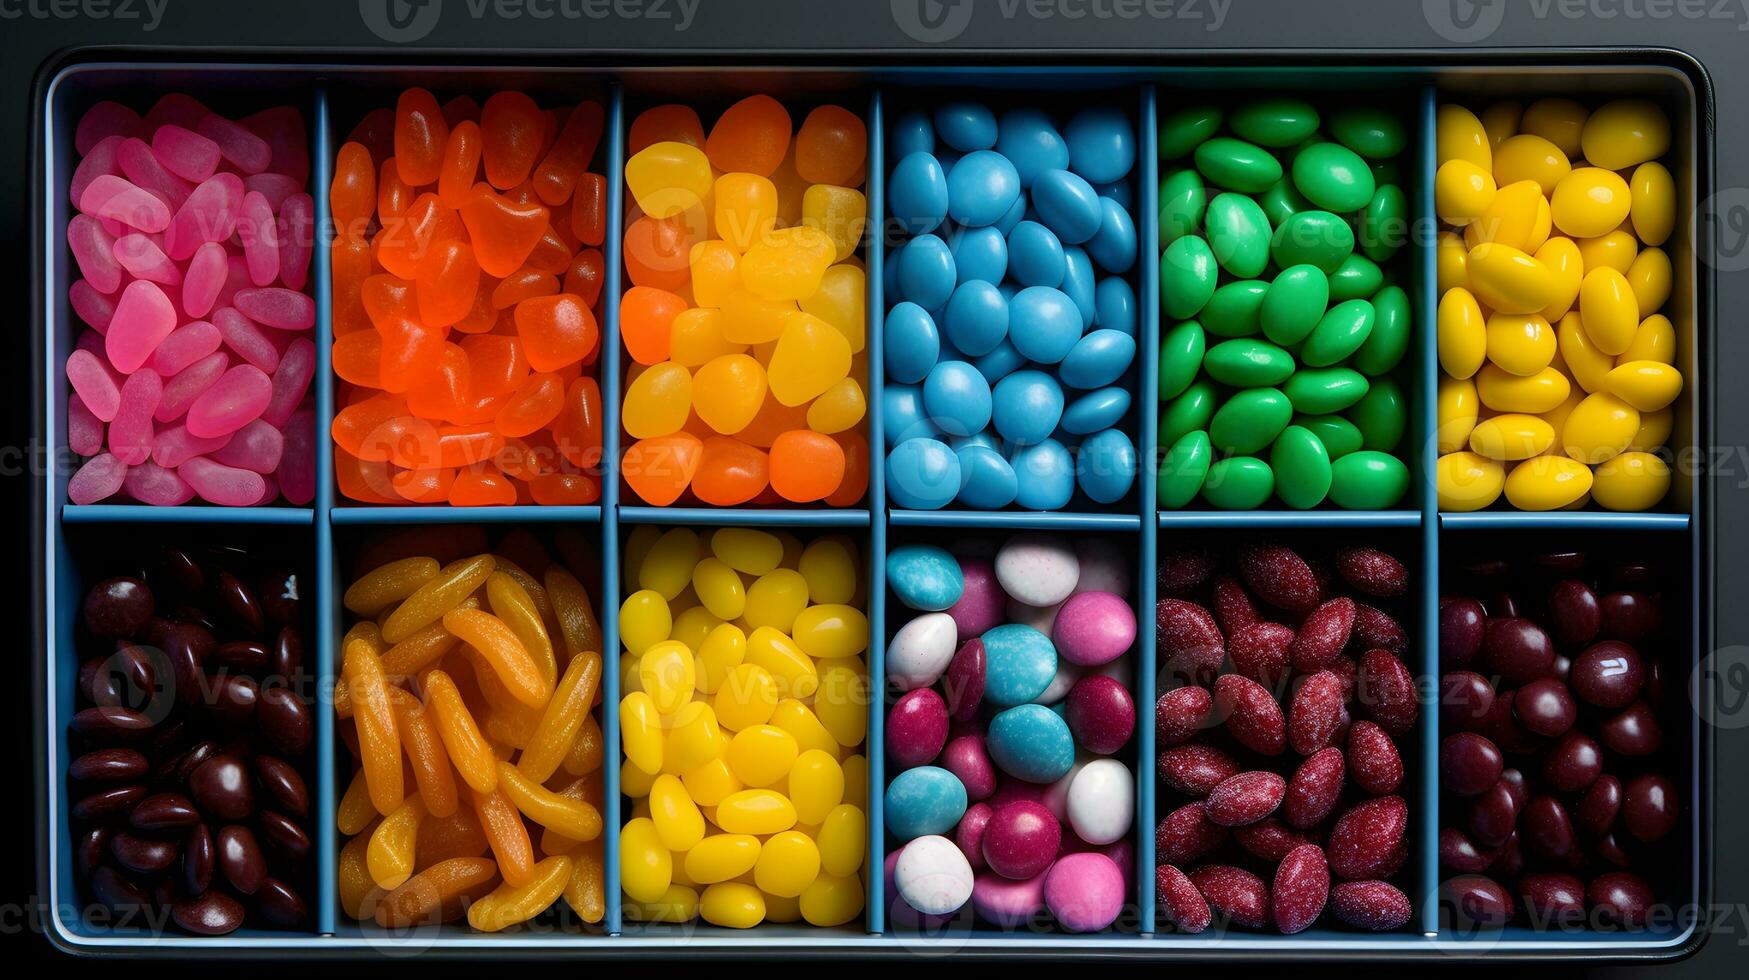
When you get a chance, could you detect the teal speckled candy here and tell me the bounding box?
[980,623,1059,706]
[986,705,1076,783]
[887,544,966,612]
[884,766,969,840]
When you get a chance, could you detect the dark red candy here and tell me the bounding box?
[1467,778,1523,848]
[1291,597,1355,673]
[1356,649,1417,736]
[1541,731,1604,792]
[1441,671,1496,732]
[1283,746,1345,829]
[1330,880,1412,931]
[111,831,178,875]
[1189,864,1269,930]
[129,791,202,832]
[172,889,245,935]
[1349,603,1407,655]
[1210,573,1259,636]
[182,824,214,896]
[190,754,254,820]
[1214,674,1286,755]
[1442,874,1515,929]
[1546,579,1601,645]
[1232,817,1314,862]
[1238,545,1321,613]
[1271,843,1331,934]
[258,810,311,861]
[1156,802,1229,865]
[1158,743,1240,797]
[1599,701,1662,757]
[1621,773,1679,843]
[256,878,310,928]
[1334,547,1408,597]
[1327,795,1407,880]
[1063,674,1135,754]
[1205,770,1286,827]
[1569,640,1644,708]
[1155,864,1212,934]
[1227,622,1294,687]
[1346,720,1403,794]
[1155,686,1212,747]
[216,825,267,895]
[944,638,985,723]
[1288,670,1350,755]
[215,570,265,637]
[1574,774,1623,838]
[82,577,155,638]
[1521,794,1579,862]
[253,755,310,817]
[1598,592,1661,643]
[1156,599,1225,683]
[1514,678,1577,737]
[1157,548,1217,595]
[1588,871,1654,927]
[1439,597,1487,670]
[1439,826,1495,873]
[1483,617,1556,684]
[1441,732,1504,797]
[1519,872,1587,926]
[69,748,149,783]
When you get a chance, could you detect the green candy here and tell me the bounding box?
[1327,107,1408,159]
[1228,98,1322,148]
[1284,367,1370,414]
[1260,264,1330,347]
[1270,210,1354,274]
[1328,450,1410,509]
[1201,457,1276,510]
[1209,387,1292,455]
[1360,184,1408,263]
[1204,339,1296,388]
[1328,254,1385,301]
[1160,381,1218,448]
[1301,298,1376,367]
[1352,285,1411,375]
[1270,424,1333,509]
[1159,105,1223,159]
[1161,235,1218,320]
[1258,178,1311,227]
[1371,159,1403,188]
[1201,280,1269,337]
[1295,414,1364,458]
[1291,142,1377,214]
[1158,430,1212,508]
[1348,377,1407,452]
[1158,320,1207,401]
[1158,168,1208,246]
[1194,137,1282,194]
[1204,192,1273,279]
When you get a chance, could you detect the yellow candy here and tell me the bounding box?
[689,241,742,309]
[1464,179,1550,253]
[1551,167,1632,239]
[770,698,839,758]
[1467,242,1556,314]
[1437,104,1492,170]
[1437,230,1469,295]
[788,750,845,824]
[649,774,707,851]
[627,141,713,219]
[715,662,779,731]
[691,557,748,621]
[768,312,852,407]
[619,651,644,695]
[686,833,761,884]
[468,855,573,933]
[713,172,779,252]
[1579,268,1640,356]
[806,377,867,434]
[1534,237,1583,321]
[639,640,696,714]
[1480,100,1522,147]
[1557,311,1615,393]
[816,803,867,878]
[726,724,799,787]
[640,527,701,599]
[1621,313,1677,366]
[691,354,768,435]
[682,753,743,806]
[1469,414,1555,462]
[625,525,661,582]
[1577,230,1638,276]
[1593,452,1672,511]
[1436,376,1480,455]
[798,872,863,927]
[745,568,811,632]
[697,622,748,694]
[666,701,723,772]
[716,788,797,835]
[1438,451,1506,512]
[625,883,699,923]
[1493,134,1570,196]
[1630,161,1675,246]
[814,661,869,749]
[670,605,720,654]
[1437,287,1487,380]
[799,536,858,604]
[1504,455,1594,511]
[1601,360,1683,412]
[698,881,766,929]
[763,892,803,923]
[754,831,823,899]
[1581,98,1670,171]
[1539,387,1586,455]
[720,289,798,345]
[1629,407,1674,453]
[1561,392,1640,464]
[799,264,866,353]
[1521,97,1588,157]
[1435,159,1496,226]
[1485,312,1556,377]
[619,589,672,656]
[709,527,784,574]
[1626,250,1672,317]
[802,184,868,263]
[746,626,819,698]
[621,692,665,776]
[739,225,836,302]
[620,816,673,903]
[1476,364,1571,414]
[840,756,868,809]
[790,604,871,660]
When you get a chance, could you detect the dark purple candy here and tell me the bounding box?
[1588,871,1654,927]
[172,889,245,935]
[215,570,265,637]
[190,755,254,821]
[1514,678,1577,737]
[1541,731,1604,792]
[257,810,311,861]
[943,638,985,723]
[216,825,267,895]
[183,823,214,896]
[1598,592,1661,643]
[1546,579,1601,645]
[1442,874,1515,928]
[111,831,178,875]
[1570,641,1644,708]
[257,687,313,755]
[82,577,155,639]
[69,748,149,783]
[129,792,201,833]
[253,756,309,817]
[1599,701,1663,757]
[1441,732,1504,797]
[1064,674,1136,754]
[1519,872,1587,925]
[1483,617,1555,685]
[256,878,309,928]
[1621,773,1679,843]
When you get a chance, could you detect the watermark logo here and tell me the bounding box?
[1423,0,1506,42]
[893,0,1230,42]
[1693,644,1749,730]
[1696,186,1749,273]
[361,0,700,43]
[360,0,444,42]
[892,0,977,41]
[0,0,169,31]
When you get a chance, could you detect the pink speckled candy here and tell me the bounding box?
[946,556,1005,638]
[955,802,994,871]
[1042,852,1125,932]
[277,408,317,506]
[1064,674,1136,754]
[209,418,284,474]
[185,363,271,439]
[239,190,280,286]
[123,460,194,506]
[106,280,178,373]
[150,320,222,376]
[939,730,997,801]
[66,349,122,422]
[152,424,230,469]
[165,172,243,260]
[179,455,266,506]
[212,305,280,372]
[68,394,104,457]
[263,338,316,428]
[1051,590,1136,667]
[115,136,193,208]
[70,136,123,210]
[181,241,228,317]
[68,214,123,293]
[81,175,170,233]
[278,193,314,292]
[68,452,128,504]
[994,532,1080,606]
[107,369,162,465]
[76,101,141,155]
[887,687,950,768]
[233,287,315,330]
[70,280,117,332]
[982,801,1060,880]
[972,867,1049,928]
[113,232,181,285]
[197,113,272,174]
[156,352,230,423]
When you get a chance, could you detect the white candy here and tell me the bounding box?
[994,532,1079,606]
[1033,657,1084,706]
[886,612,958,690]
[895,835,975,916]
[1067,758,1134,845]
[1005,595,1064,635]
[1072,537,1132,597]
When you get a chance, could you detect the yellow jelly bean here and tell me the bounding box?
[1577,230,1638,276]
[1592,451,1672,511]
[802,184,868,263]
[1579,268,1640,356]
[639,640,696,714]
[1557,311,1615,393]
[713,172,779,252]
[1534,237,1582,321]
[739,225,836,302]
[619,651,644,695]
[620,816,673,903]
[622,361,693,440]
[1437,230,1469,295]
[816,803,867,879]
[709,527,783,574]
[697,622,748,694]
[1469,414,1555,462]
[1437,451,1506,512]
[719,289,798,345]
[767,311,852,407]
[1437,104,1492,170]
[715,662,779,731]
[754,831,822,899]
[1437,287,1487,380]
[840,755,868,809]
[1467,242,1556,314]
[1477,363,1571,414]
[625,524,661,582]
[725,724,798,787]
[1626,250,1672,317]
[1480,100,1521,146]
[666,701,724,771]
[1561,392,1640,464]
[799,872,863,927]
[682,755,743,807]
[1621,314,1677,368]
[691,557,748,621]
[689,241,742,309]
[691,354,768,435]
[1602,360,1683,412]
[746,626,819,698]
[622,758,656,801]
[1493,134,1570,196]
[814,661,868,749]
[1485,312,1556,377]
[648,774,706,851]
[1521,97,1588,157]
[1581,98,1670,171]
[717,788,798,836]
[1465,179,1550,253]
[1504,455,1595,511]
[1551,167,1632,239]
[806,377,867,434]
[799,536,858,604]
[790,604,870,660]
[1435,159,1496,227]
[625,883,699,923]
[799,263,866,353]
[686,833,762,884]
[1437,376,1480,455]
[1628,407,1674,453]
[745,568,810,632]
[621,691,664,775]
[640,527,701,599]
[1630,161,1675,246]
[627,141,713,219]
[788,750,845,825]
[770,698,839,759]
[699,881,766,929]
[670,605,721,654]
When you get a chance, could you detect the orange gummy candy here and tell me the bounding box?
[495,372,565,438]
[570,172,607,247]
[332,233,374,335]
[378,157,415,221]
[481,91,546,190]
[376,194,464,280]
[392,466,456,504]
[449,467,518,506]
[438,121,484,209]
[705,95,791,177]
[336,447,399,503]
[768,430,845,503]
[442,95,482,127]
[405,343,470,422]
[378,316,444,395]
[734,395,810,449]
[395,88,449,187]
[549,377,603,470]
[332,392,408,461]
[564,249,604,306]
[629,104,705,154]
[331,142,377,230]
[691,436,769,506]
[533,100,605,206]
[333,329,383,388]
[622,433,703,506]
[415,240,483,328]
[460,188,551,277]
[435,424,505,469]
[826,430,868,506]
[618,286,686,366]
[513,294,598,372]
[623,211,701,292]
[794,105,868,187]
[529,472,601,506]
[491,268,560,310]
[460,334,530,398]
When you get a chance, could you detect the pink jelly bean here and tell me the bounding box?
[68,453,129,504]
[238,191,281,286]
[107,368,162,465]
[1041,852,1124,933]
[76,101,142,156]
[262,337,316,428]
[75,327,106,357]
[143,93,208,134]
[1051,591,1137,667]
[150,124,222,183]
[151,424,231,468]
[123,460,195,506]
[971,868,1050,929]
[150,320,221,375]
[156,351,230,423]
[277,408,316,506]
[115,137,193,209]
[179,455,266,506]
[215,254,250,310]
[106,279,177,373]
[67,214,123,294]
[181,241,228,317]
[165,173,245,261]
[211,306,280,372]
[81,174,171,234]
[68,393,105,457]
[278,193,314,291]
[70,280,118,332]
[232,287,314,330]
[70,135,122,208]
[251,474,280,506]
[239,106,309,184]
[197,114,272,175]
[185,363,271,438]
[244,173,303,212]
[112,232,182,286]
[66,349,122,422]
[210,418,283,474]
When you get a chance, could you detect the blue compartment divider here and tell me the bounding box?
[60,505,315,524]
[619,506,868,527]
[1156,511,1422,529]
[1136,82,1160,936]
[866,83,888,937]
[1417,82,1441,940]
[330,505,604,525]
[602,81,628,937]
[312,80,338,938]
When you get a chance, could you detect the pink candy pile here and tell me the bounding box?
[63,95,317,507]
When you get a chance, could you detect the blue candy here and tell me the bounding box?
[1086,196,1138,273]
[1058,329,1137,390]
[1094,276,1137,335]
[1064,106,1135,185]
[991,369,1064,446]
[985,705,1076,783]
[922,360,993,437]
[996,108,1070,188]
[1007,285,1081,364]
[886,544,966,612]
[943,280,1009,357]
[1006,220,1066,288]
[1096,180,1134,210]
[980,624,1059,706]
[1030,169,1102,245]
[1077,428,1138,504]
[887,437,961,510]
[1010,438,1076,510]
[973,338,1027,385]
[883,384,937,447]
[950,226,1007,285]
[954,443,1019,509]
[1061,387,1132,435]
[884,302,940,385]
[884,766,968,840]
[946,150,1021,228]
[994,193,1028,235]
[889,152,949,234]
[890,109,935,159]
[897,234,956,311]
[1060,246,1098,329]
[934,102,998,152]
[883,245,904,302]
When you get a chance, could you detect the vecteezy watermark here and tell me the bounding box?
[1425,0,1749,43]
[359,0,700,44]
[1693,645,1749,730]
[1695,186,1749,273]
[0,0,168,31]
[891,0,1231,44]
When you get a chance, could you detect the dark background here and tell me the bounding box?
[4,0,1745,972]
